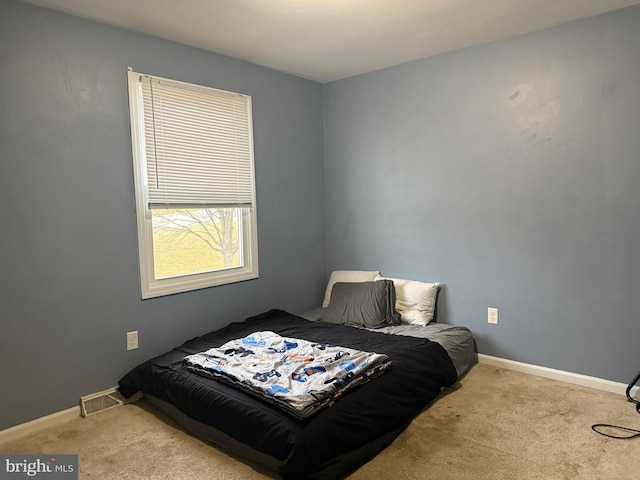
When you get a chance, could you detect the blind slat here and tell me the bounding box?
[137,74,255,207]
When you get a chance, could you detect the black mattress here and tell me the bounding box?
[118,309,458,479]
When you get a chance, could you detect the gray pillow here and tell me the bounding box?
[322,280,400,328]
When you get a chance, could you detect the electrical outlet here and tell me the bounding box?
[126,331,138,350]
[488,308,499,325]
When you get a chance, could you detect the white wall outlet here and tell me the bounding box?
[488,307,499,325]
[126,331,139,350]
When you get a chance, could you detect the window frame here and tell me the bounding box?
[127,70,258,299]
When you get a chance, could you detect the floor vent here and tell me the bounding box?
[80,388,125,418]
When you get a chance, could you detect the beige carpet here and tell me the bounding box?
[2,363,639,479]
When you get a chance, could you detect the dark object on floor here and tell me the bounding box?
[119,309,458,479]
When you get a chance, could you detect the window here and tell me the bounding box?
[127,70,258,299]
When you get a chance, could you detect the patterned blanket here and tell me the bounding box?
[183,330,391,419]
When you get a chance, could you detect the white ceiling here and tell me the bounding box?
[20,0,640,83]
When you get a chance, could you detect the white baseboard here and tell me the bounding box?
[0,406,80,444]
[478,353,640,398]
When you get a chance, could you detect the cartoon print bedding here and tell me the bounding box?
[183,331,392,419]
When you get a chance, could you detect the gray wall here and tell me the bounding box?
[323,6,640,384]
[0,0,325,430]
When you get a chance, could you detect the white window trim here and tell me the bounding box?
[127,70,259,299]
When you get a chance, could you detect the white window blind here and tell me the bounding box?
[137,73,255,208]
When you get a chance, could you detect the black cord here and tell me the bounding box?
[591,423,640,439]
[591,369,640,439]
[625,369,640,411]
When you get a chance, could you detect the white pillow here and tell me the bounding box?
[375,274,439,325]
[322,270,380,308]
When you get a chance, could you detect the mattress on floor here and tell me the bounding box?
[118,309,460,479]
